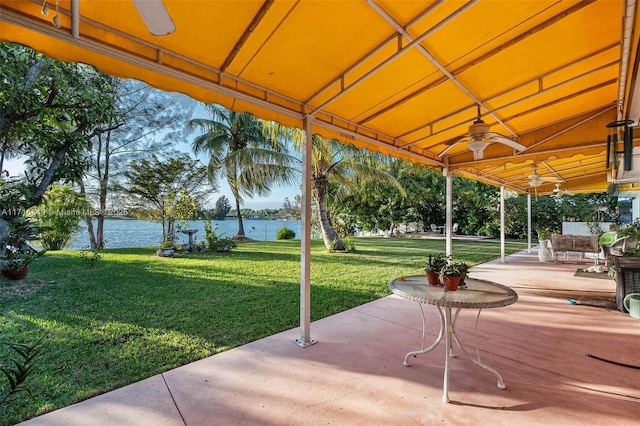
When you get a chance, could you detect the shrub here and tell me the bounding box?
[1,335,44,405]
[342,237,356,252]
[204,218,236,251]
[276,226,295,240]
[30,185,88,250]
[79,248,102,267]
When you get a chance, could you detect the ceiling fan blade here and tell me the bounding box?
[441,134,469,146]
[490,136,526,152]
[133,0,176,36]
[438,142,459,157]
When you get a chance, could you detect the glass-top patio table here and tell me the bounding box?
[389,275,518,402]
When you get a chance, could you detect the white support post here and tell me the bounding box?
[527,192,532,253]
[444,166,452,259]
[71,0,80,38]
[294,116,316,347]
[500,185,506,263]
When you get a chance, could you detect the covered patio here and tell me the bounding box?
[3,2,640,423]
[20,250,639,425]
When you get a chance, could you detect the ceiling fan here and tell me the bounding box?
[132,0,175,36]
[528,162,562,187]
[439,105,526,160]
[551,183,574,198]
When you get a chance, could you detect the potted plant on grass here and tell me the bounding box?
[156,240,175,257]
[1,245,44,279]
[425,253,447,285]
[1,217,45,280]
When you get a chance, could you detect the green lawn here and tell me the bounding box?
[0,237,524,425]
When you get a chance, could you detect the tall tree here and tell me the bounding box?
[82,79,195,248]
[0,43,116,211]
[451,177,500,236]
[189,104,298,238]
[213,195,231,220]
[116,155,209,244]
[304,135,403,250]
[0,43,115,252]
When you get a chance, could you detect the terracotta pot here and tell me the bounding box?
[2,265,29,280]
[442,275,462,291]
[425,269,441,286]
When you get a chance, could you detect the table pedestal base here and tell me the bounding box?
[402,304,506,402]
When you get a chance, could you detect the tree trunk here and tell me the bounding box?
[94,171,108,249]
[313,177,344,251]
[30,144,69,208]
[80,182,98,249]
[235,197,245,237]
[167,219,175,244]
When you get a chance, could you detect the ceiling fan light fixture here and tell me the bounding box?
[467,140,490,160]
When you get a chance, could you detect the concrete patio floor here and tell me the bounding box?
[21,249,640,425]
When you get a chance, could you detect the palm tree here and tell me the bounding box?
[305,135,404,250]
[189,104,298,238]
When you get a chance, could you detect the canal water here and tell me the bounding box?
[65,219,302,250]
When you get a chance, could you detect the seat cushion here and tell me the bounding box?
[551,234,574,251]
[599,232,617,246]
[574,235,597,252]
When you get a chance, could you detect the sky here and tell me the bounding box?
[3,87,300,211]
[3,156,299,211]
[4,99,301,211]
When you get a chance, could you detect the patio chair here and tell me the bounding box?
[430,224,438,233]
[601,234,630,266]
[452,223,459,234]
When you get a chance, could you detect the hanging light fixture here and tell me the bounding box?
[467,140,490,160]
[528,178,542,188]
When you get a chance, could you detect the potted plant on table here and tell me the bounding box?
[609,220,640,312]
[438,259,470,291]
[615,220,640,253]
[425,253,447,285]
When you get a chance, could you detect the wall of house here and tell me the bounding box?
[562,222,615,235]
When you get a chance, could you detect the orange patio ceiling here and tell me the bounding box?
[1,0,639,195]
